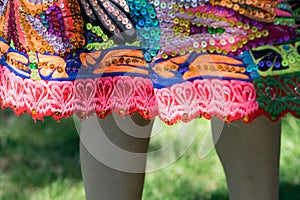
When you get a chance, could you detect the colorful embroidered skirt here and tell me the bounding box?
[0,0,299,125]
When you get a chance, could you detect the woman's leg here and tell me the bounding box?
[212,116,281,200]
[80,112,153,200]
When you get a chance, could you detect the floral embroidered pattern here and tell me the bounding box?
[0,61,299,124]
[0,0,299,124]
[254,71,300,121]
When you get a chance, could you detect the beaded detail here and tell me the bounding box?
[5,0,86,55]
[143,0,298,63]
[0,0,299,124]
[250,42,300,76]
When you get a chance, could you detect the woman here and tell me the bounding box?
[0,0,298,199]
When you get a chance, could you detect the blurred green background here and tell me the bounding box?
[0,109,299,200]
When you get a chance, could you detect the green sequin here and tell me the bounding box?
[29,63,38,69]
[208,27,225,35]
[86,23,93,30]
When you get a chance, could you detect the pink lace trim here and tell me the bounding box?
[155,79,259,124]
[0,65,260,124]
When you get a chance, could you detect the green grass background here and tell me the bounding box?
[0,109,299,200]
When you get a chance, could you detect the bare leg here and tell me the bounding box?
[80,112,153,200]
[212,116,281,200]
